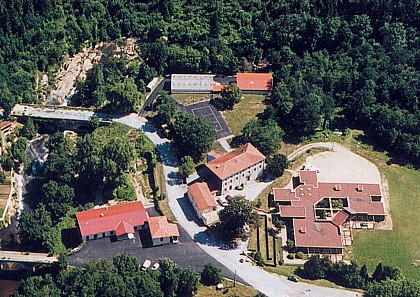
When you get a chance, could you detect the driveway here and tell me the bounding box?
[119,115,358,297]
[67,225,243,282]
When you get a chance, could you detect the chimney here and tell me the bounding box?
[300,227,306,234]
[357,185,363,192]
[334,184,341,191]
[100,213,104,217]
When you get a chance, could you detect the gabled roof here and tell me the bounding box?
[205,143,265,180]
[236,73,273,91]
[187,182,217,211]
[76,201,148,237]
[115,221,135,237]
[148,216,179,239]
[331,210,349,227]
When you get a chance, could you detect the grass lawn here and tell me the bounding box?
[254,172,292,212]
[171,93,210,106]
[222,94,266,135]
[196,279,258,297]
[248,215,283,267]
[352,165,420,279]
[303,130,420,280]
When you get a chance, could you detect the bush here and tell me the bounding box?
[201,263,223,286]
[286,239,295,251]
[278,260,284,266]
[296,252,304,259]
[253,251,264,266]
[287,253,295,259]
[273,218,285,230]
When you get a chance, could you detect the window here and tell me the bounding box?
[160,238,164,241]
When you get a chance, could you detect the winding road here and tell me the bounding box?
[116,114,358,297]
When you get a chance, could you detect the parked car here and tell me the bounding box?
[287,275,299,282]
[151,262,160,270]
[142,260,151,270]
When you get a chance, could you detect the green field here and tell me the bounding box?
[352,165,420,279]
[222,94,266,135]
[303,130,420,280]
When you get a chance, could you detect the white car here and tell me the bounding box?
[142,260,151,271]
[151,262,160,270]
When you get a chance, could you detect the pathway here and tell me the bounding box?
[121,115,358,297]
[217,135,234,152]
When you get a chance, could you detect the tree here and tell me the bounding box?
[159,258,181,297]
[372,262,384,282]
[112,253,140,280]
[266,153,288,177]
[177,267,201,297]
[179,156,194,182]
[18,204,54,251]
[20,117,37,139]
[171,112,216,162]
[108,77,142,113]
[11,137,28,166]
[201,263,223,286]
[236,119,284,156]
[42,180,74,222]
[303,255,333,280]
[218,195,257,241]
[12,275,60,297]
[364,278,420,297]
[219,83,242,110]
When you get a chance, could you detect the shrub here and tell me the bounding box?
[278,260,284,266]
[201,263,223,286]
[253,251,264,266]
[287,253,295,259]
[296,252,304,259]
[286,239,295,251]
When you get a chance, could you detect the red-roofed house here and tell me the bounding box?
[187,182,219,226]
[271,170,386,255]
[205,143,266,195]
[76,201,148,241]
[148,216,179,246]
[236,73,273,93]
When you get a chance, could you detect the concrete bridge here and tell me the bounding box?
[11,104,117,123]
[0,251,58,272]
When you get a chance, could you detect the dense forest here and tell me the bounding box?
[16,123,156,253]
[0,0,418,166]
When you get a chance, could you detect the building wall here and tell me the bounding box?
[187,192,218,226]
[82,224,145,241]
[220,160,265,195]
[202,211,219,226]
[297,246,343,255]
[152,237,171,246]
[171,74,215,93]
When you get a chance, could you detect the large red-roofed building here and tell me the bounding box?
[205,143,266,195]
[236,73,273,93]
[272,171,386,255]
[76,201,148,241]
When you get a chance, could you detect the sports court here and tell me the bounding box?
[183,100,231,139]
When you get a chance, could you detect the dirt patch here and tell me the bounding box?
[45,38,139,106]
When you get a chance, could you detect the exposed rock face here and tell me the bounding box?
[45,38,139,106]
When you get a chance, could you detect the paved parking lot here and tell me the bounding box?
[182,101,231,139]
[68,225,244,283]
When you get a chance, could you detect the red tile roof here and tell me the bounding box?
[280,206,306,218]
[236,73,273,91]
[299,171,318,186]
[187,182,217,211]
[212,84,226,92]
[76,201,148,237]
[331,210,349,227]
[205,143,265,180]
[272,188,300,201]
[148,216,179,239]
[272,171,386,249]
[115,221,135,237]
